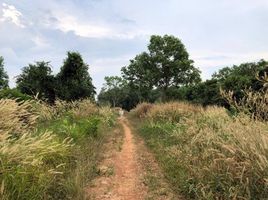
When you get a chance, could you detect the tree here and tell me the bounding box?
[0,56,9,89]
[16,61,56,103]
[212,60,268,99]
[100,76,126,107]
[121,52,155,102]
[122,35,201,102]
[56,52,95,101]
[148,35,201,100]
[98,76,142,110]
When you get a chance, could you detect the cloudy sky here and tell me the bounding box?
[1,0,268,92]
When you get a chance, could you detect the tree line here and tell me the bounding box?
[0,35,267,108]
[98,35,268,110]
[0,52,95,103]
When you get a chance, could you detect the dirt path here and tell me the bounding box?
[86,117,179,200]
[86,117,146,199]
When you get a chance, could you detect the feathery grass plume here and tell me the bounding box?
[221,72,268,121]
[0,99,38,136]
[147,102,202,123]
[0,129,73,199]
[221,88,268,121]
[137,102,268,199]
[99,106,116,127]
[132,102,153,118]
[71,99,98,119]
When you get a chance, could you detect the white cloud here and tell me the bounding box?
[32,36,50,49]
[47,11,150,39]
[1,3,25,28]
[55,14,111,38]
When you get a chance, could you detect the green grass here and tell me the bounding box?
[35,112,116,199]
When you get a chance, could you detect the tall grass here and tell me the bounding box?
[133,102,268,199]
[0,98,116,199]
[221,72,268,121]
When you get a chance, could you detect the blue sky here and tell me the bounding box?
[0,0,268,93]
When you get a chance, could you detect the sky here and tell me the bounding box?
[0,0,268,93]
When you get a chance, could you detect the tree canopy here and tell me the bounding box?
[122,35,201,101]
[16,61,55,103]
[57,51,95,101]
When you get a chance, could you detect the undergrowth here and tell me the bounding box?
[0,98,116,199]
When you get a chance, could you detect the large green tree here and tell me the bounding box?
[57,52,95,101]
[16,61,55,103]
[0,56,9,89]
[122,35,201,101]
[121,52,155,102]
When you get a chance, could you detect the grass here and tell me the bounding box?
[131,102,268,200]
[0,98,117,199]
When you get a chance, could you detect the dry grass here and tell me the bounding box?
[0,99,38,136]
[132,102,153,118]
[221,72,268,121]
[71,99,98,119]
[136,102,268,199]
[147,102,202,123]
[0,97,116,199]
[221,89,268,121]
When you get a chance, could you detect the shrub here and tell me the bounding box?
[0,88,32,102]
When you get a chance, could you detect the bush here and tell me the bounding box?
[0,88,32,101]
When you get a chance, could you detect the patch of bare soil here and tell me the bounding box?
[86,117,146,200]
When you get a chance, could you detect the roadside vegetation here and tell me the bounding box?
[0,98,116,199]
[131,99,268,199]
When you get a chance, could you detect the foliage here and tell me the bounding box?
[56,52,95,101]
[0,56,9,89]
[0,88,32,102]
[16,61,56,103]
[122,35,201,102]
[213,59,268,99]
[98,76,126,107]
[133,102,268,199]
[98,78,140,111]
[122,52,155,102]
[183,79,226,106]
[177,60,268,107]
